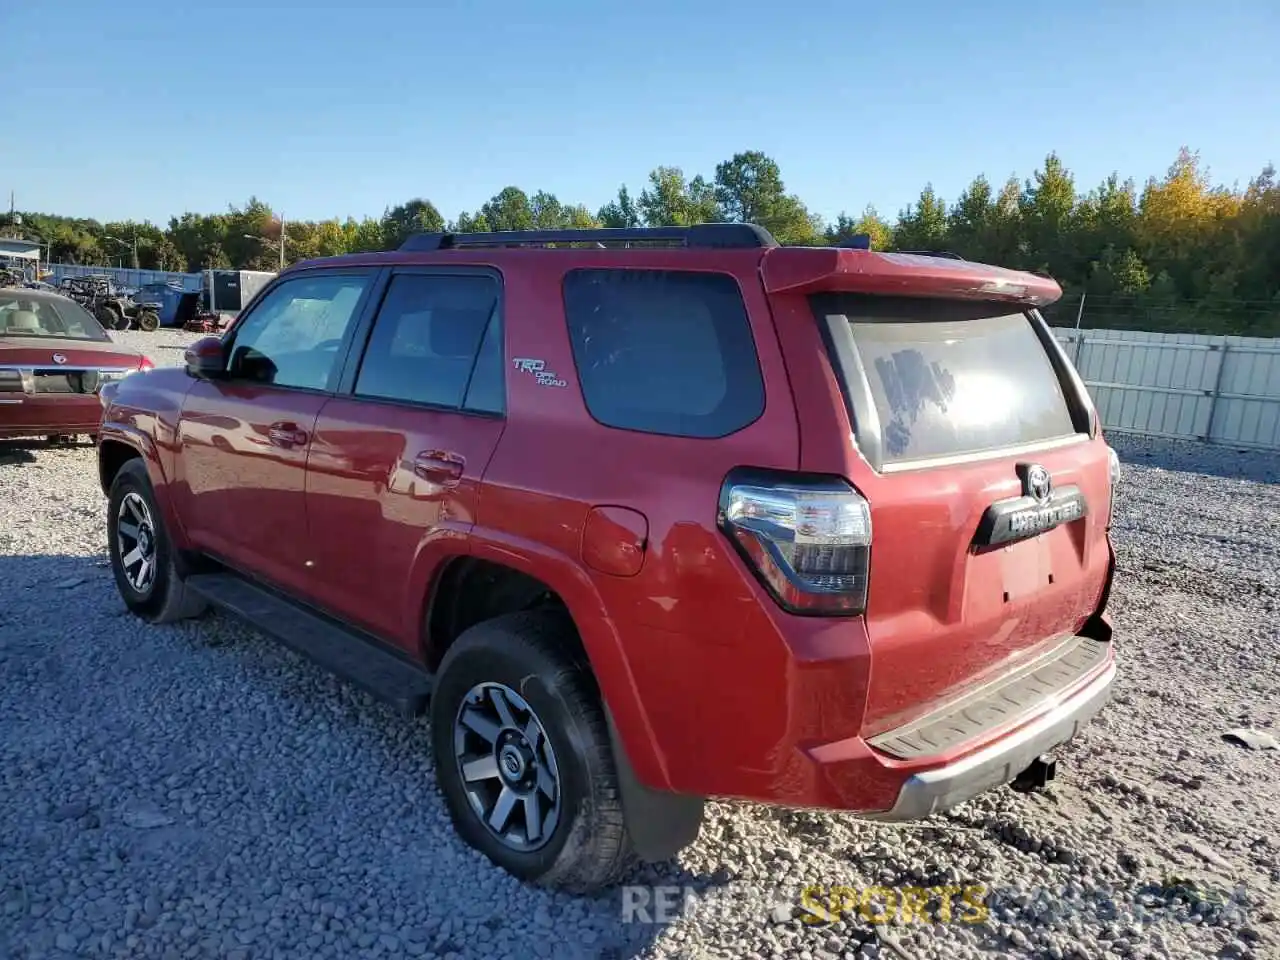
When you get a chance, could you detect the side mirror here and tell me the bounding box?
[184,336,227,379]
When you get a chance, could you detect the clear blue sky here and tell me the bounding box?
[2,0,1276,228]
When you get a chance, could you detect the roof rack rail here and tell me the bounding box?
[896,249,966,260]
[399,223,778,252]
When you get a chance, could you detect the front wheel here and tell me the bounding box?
[136,310,160,332]
[431,611,635,892]
[106,459,207,623]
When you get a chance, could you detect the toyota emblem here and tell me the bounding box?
[1021,463,1052,502]
[52,353,67,365]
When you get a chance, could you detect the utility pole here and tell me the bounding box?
[279,215,286,271]
[104,233,137,270]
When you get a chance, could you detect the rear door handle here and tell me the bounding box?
[413,450,464,484]
[268,421,308,447]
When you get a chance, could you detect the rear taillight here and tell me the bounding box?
[718,469,872,616]
[1106,446,1121,527]
[138,356,155,372]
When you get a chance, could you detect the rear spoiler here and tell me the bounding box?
[760,247,1062,307]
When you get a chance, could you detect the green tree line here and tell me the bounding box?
[8,147,1279,335]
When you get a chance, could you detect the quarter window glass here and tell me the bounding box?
[562,269,765,438]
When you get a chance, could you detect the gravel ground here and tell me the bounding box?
[1,329,1277,960]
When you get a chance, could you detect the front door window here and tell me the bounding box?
[225,274,371,390]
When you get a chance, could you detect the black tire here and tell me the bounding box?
[431,611,634,892]
[137,310,160,332]
[106,459,208,624]
[97,304,127,330]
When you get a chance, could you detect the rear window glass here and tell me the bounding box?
[0,293,109,341]
[812,294,1079,466]
[563,269,764,438]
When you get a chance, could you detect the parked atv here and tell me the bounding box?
[61,276,160,331]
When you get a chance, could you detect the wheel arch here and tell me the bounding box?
[419,539,705,862]
[97,424,191,555]
[98,434,144,496]
[415,533,670,794]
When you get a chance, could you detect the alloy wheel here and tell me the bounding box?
[116,491,158,594]
[452,682,562,852]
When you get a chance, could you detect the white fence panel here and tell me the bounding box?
[1053,327,1280,451]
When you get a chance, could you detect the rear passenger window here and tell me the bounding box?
[562,269,765,438]
[355,274,502,412]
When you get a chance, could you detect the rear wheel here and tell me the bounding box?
[431,611,635,892]
[106,459,207,623]
[97,304,127,330]
[136,310,160,332]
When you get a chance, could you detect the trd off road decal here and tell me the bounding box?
[512,357,567,388]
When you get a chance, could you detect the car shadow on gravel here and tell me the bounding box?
[0,553,695,960]
[1,438,96,464]
[1109,433,1280,484]
[0,442,38,465]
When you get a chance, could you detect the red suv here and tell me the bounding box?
[97,225,1119,892]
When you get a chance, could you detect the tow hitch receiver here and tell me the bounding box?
[1010,754,1058,793]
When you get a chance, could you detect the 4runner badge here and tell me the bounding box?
[972,463,1087,547]
[512,357,567,388]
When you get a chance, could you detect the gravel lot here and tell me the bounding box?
[1,329,1277,960]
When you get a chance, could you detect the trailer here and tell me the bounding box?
[205,269,276,315]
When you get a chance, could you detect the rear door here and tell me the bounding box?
[791,292,1112,734]
[304,268,506,648]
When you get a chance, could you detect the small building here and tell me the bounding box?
[0,238,43,278]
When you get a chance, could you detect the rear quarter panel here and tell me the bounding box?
[468,250,803,788]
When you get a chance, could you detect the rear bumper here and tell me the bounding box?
[0,395,102,438]
[616,604,1116,816]
[789,634,1116,816]
[863,657,1115,820]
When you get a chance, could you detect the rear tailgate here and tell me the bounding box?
[764,251,1113,739]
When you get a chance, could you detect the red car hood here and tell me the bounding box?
[0,336,146,369]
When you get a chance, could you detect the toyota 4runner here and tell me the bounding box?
[97,224,1120,892]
